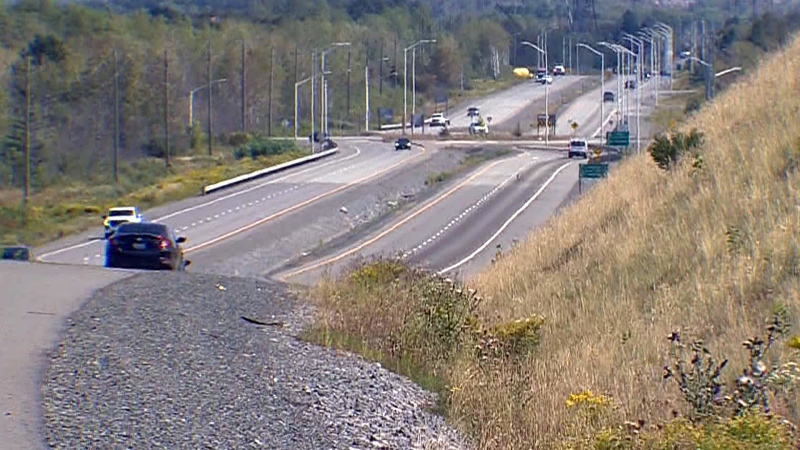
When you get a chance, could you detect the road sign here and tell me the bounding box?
[607,131,629,147]
[579,163,609,179]
[571,121,579,131]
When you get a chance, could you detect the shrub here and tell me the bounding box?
[647,128,705,171]
[234,137,298,160]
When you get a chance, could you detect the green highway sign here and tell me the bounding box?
[607,131,630,147]
[579,163,609,179]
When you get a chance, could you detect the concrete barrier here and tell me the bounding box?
[201,145,339,195]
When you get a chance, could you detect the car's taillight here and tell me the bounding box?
[159,238,170,250]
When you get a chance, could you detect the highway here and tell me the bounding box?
[36,141,427,266]
[394,75,592,135]
[276,148,577,284]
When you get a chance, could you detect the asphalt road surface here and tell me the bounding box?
[36,140,425,267]
[0,261,132,450]
[276,148,577,284]
[446,75,590,130]
[394,75,591,136]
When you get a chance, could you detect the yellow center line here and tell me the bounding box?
[184,147,426,254]
[279,158,508,281]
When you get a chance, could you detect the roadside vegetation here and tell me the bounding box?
[305,32,800,448]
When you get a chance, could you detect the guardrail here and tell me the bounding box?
[201,145,339,195]
[379,118,434,131]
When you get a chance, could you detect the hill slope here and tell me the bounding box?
[309,32,800,449]
[465,31,800,444]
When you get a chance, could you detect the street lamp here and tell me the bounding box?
[521,40,550,145]
[639,28,661,106]
[188,78,227,128]
[294,76,314,140]
[623,34,643,154]
[598,42,625,127]
[320,42,351,138]
[403,39,436,135]
[686,56,715,101]
[577,43,605,146]
[654,22,674,90]
[715,66,742,78]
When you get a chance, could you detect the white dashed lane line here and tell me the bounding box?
[157,159,373,233]
[401,156,541,259]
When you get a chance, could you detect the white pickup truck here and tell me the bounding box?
[103,206,144,238]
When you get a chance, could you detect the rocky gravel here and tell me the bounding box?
[43,271,471,449]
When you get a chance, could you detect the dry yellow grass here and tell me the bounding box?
[308,34,800,449]
[457,33,800,446]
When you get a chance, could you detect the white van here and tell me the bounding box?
[568,138,588,158]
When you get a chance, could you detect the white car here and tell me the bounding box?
[568,138,589,158]
[469,120,489,135]
[539,75,553,84]
[103,206,144,237]
[553,65,566,76]
[429,113,450,127]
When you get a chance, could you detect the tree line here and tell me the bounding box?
[0,0,510,192]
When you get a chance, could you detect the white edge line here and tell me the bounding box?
[437,161,574,275]
[38,146,364,260]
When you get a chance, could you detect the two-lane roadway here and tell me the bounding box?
[37,141,426,266]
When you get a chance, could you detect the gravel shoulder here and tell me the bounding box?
[0,261,132,450]
[42,271,470,449]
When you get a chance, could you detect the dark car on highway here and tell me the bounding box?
[105,222,188,271]
[603,91,615,102]
[1,246,34,261]
[395,137,411,150]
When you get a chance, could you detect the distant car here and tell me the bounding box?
[1,246,34,261]
[105,222,188,271]
[469,118,489,135]
[538,74,553,85]
[553,65,566,76]
[568,138,589,159]
[467,106,480,117]
[395,137,411,150]
[603,91,615,102]
[103,206,144,238]
[429,113,450,127]
[625,80,637,89]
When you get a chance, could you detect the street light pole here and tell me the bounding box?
[577,43,605,146]
[521,40,549,145]
[402,39,436,135]
[295,75,314,140]
[189,78,227,128]
[598,42,624,128]
[623,34,643,155]
[320,42,351,138]
[686,56,714,101]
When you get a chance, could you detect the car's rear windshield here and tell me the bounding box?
[116,222,167,235]
[109,209,134,216]
[570,140,587,147]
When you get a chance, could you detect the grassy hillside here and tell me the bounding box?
[308,33,800,448]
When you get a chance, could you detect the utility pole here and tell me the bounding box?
[164,48,170,168]
[268,47,275,136]
[207,39,213,156]
[347,47,352,121]
[311,51,316,152]
[240,39,246,132]
[379,40,384,95]
[365,60,370,131]
[113,48,119,183]
[23,55,31,218]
